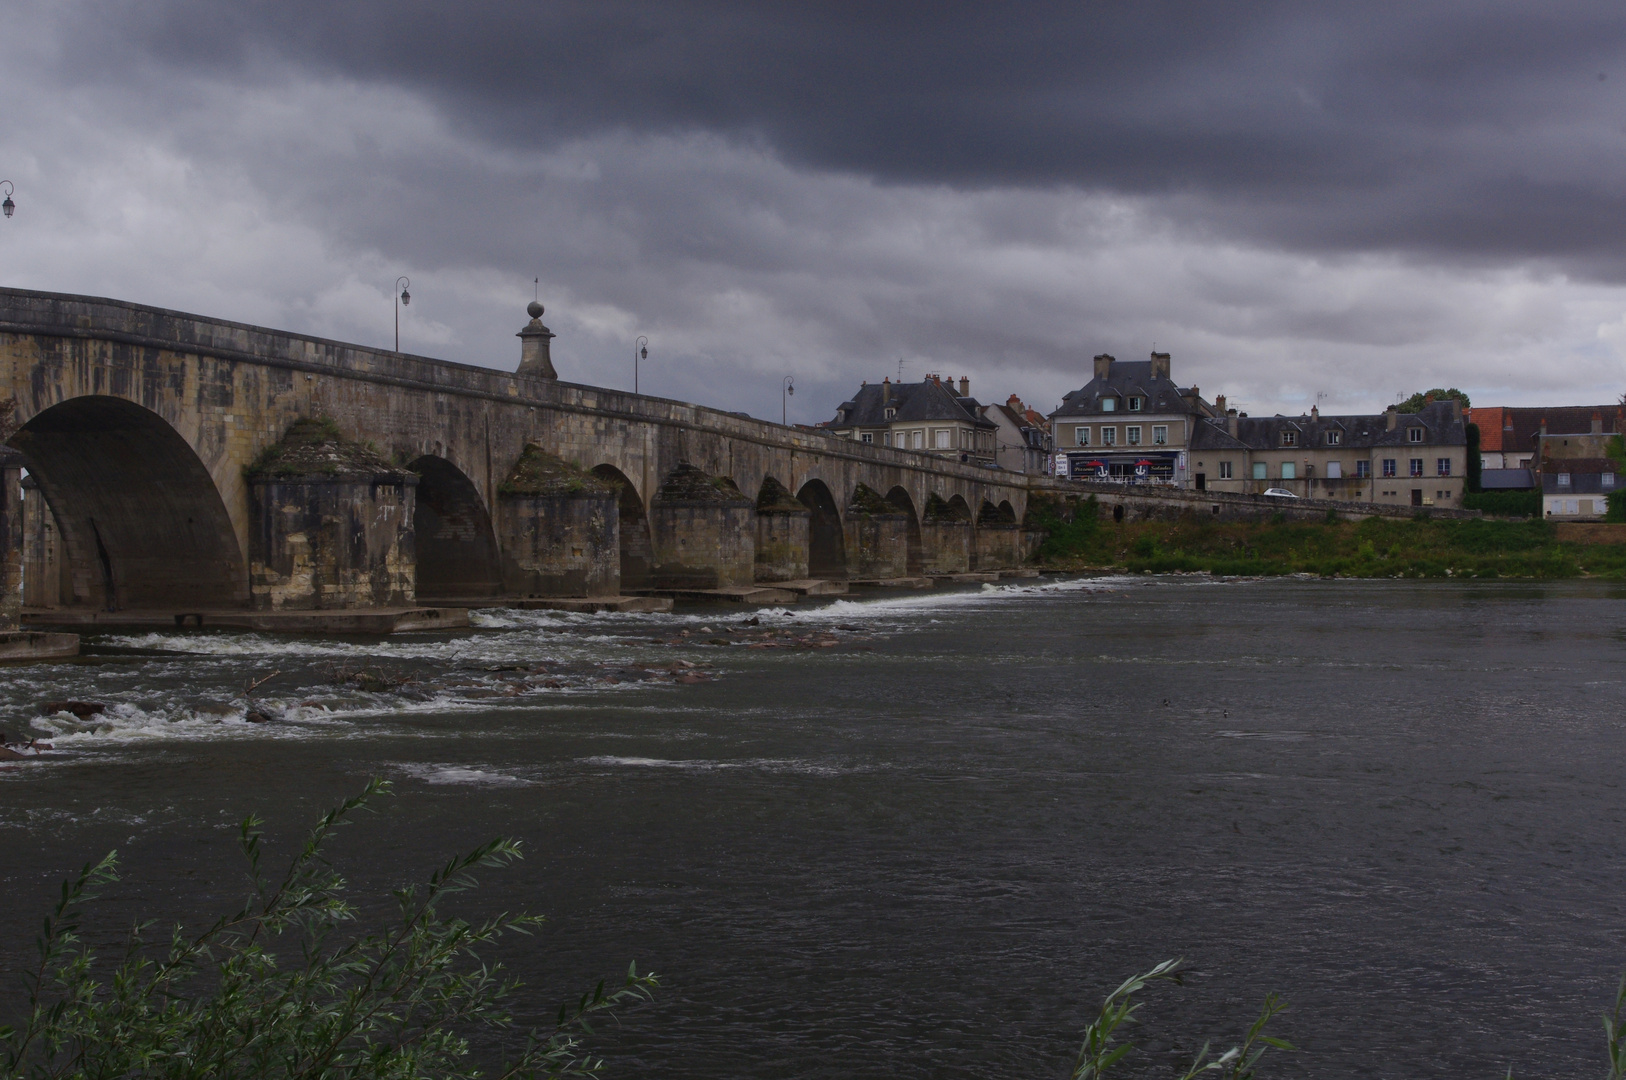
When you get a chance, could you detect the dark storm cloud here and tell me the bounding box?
[70,1,1626,269]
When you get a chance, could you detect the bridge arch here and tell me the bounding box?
[7,395,246,609]
[796,478,846,579]
[407,455,502,600]
[884,486,924,575]
[592,464,652,589]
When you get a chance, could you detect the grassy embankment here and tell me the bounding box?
[1028,495,1626,579]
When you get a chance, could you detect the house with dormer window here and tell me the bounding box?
[1188,400,1467,506]
[1048,352,1215,486]
[824,374,998,464]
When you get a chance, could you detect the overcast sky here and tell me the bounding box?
[2,2,1623,421]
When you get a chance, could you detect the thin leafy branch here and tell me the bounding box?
[1070,959,1293,1080]
[0,779,656,1080]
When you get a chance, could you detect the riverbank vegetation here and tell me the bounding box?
[1027,496,1626,579]
[0,780,656,1080]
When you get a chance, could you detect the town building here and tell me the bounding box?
[1188,400,1468,508]
[1467,405,1623,469]
[1049,352,1214,486]
[824,375,998,465]
[986,394,1052,474]
[1528,409,1622,519]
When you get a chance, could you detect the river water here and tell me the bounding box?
[3,576,1626,1078]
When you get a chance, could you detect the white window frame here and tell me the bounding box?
[934,428,951,449]
[1436,458,1451,477]
[1218,461,1233,479]
[1151,425,1168,445]
[861,432,873,444]
[1557,472,1571,488]
[1281,430,1297,447]
[1075,426,1090,447]
[1126,426,1142,446]
[1128,396,1143,412]
[1409,427,1424,443]
[1101,427,1117,446]
[1327,430,1342,445]
[912,430,925,450]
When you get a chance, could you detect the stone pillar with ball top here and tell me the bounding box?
[517,301,558,379]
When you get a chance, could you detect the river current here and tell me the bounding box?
[3,576,1626,1078]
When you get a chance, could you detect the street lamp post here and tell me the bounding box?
[782,375,795,426]
[1,181,14,219]
[394,276,411,353]
[634,336,647,395]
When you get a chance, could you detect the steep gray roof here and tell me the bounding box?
[1053,360,1209,419]
[1189,401,1466,451]
[829,378,996,429]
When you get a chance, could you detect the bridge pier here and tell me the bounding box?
[920,494,973,574]
[650,464,757,589]
[246,420,418,610]
[754,477,811,583]
[496,446,620,597]
[845,484,910,579]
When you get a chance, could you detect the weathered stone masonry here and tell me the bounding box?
[0,288,1046,611]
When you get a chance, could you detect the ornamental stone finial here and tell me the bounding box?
[517,301,557,379]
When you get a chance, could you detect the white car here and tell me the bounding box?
[1261,487,1299,498]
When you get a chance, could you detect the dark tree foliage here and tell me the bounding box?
[1395,388,1471,413]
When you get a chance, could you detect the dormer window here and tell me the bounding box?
[1101,397,1117,412]
[1128,397,1143,412]
[1281,430,1298,447]
[884,407,896,420]
[1326,430,1342,445]
[1408,427,1424,443]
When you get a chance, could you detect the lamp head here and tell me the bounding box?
[400,288,410,306]
[1,196,12,219]
[640,345,647,360]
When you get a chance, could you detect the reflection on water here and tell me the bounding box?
[3,575,1626,1079]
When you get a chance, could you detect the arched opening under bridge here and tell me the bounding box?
[796,479,846,578]
[407,455,502,600]
[592,464,652,589]
[7,396,246,610]
[885,486,924,575]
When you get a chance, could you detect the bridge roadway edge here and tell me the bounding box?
[0,288,1043,613]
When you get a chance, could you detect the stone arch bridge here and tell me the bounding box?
[0,288,1041,617]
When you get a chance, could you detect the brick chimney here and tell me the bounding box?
[881,377,891,404]
[1149,351,1171,380]
[1215,393,1227,413]
[1226,409,1239,437]
[1311,405,1319,420]
[1093,353,1114,380]
[959,376,970,396]
[1386,406,1398,431]
[516,301,557,378]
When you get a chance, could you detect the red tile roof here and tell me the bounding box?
[1466,406,1623,453]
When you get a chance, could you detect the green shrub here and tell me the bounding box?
[1463,490,1541,518]
[0,781,655,1080]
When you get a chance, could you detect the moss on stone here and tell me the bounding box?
[245,417,404,480]
[656,462,750,503]
[848,483,901,517]
[923,492,972,522]
[499,444,615,497]
[756,476,808,515]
